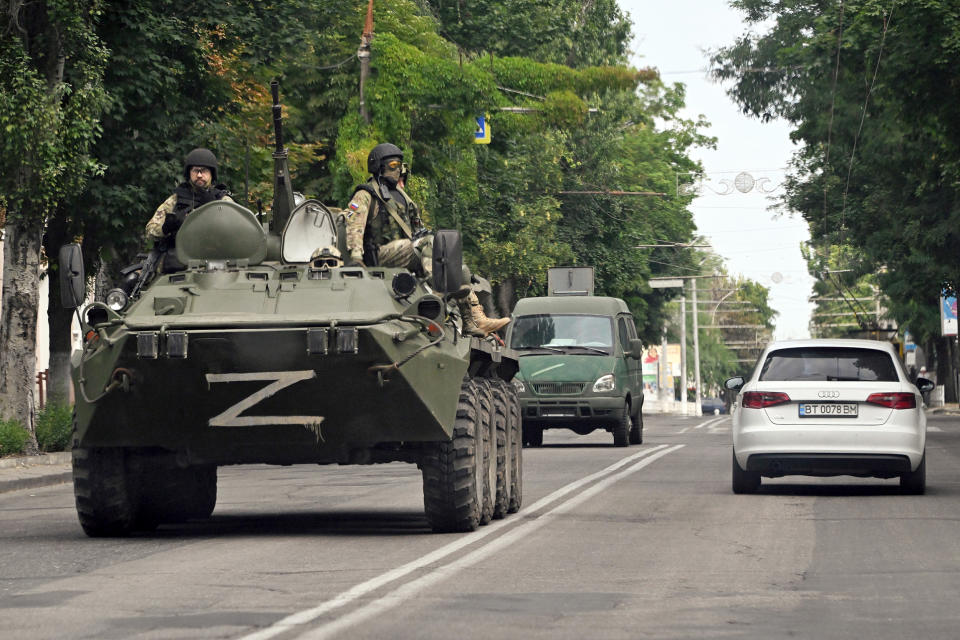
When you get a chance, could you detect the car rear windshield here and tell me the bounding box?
[510,314,613,350]
[758,347,899,382]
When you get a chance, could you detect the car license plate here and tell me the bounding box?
[798,402,858,417]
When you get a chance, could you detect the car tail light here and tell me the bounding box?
[866,392,916,409]
[742,391,791,409]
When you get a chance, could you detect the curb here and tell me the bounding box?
[0,471,73,495]
[0,451,71,469]
[0,452,72,495]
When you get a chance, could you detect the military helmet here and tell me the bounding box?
[183,147,218,181]
[367,143,403,175]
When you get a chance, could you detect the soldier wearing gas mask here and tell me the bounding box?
[345,143,508,337]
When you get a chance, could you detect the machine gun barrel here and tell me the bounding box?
[129,246,164,301]
[271,80,284,154]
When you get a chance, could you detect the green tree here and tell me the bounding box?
[712,0,960,391]
[424,0,632,67]
[1,0,107,444]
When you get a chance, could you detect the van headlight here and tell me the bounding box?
[592,374,615,393]
[512,377,525,393]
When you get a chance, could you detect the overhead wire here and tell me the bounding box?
[822,0,846,245]
[840,2,895,247]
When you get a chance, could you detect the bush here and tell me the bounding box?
[0,419,30,456]
[36,403,73,452]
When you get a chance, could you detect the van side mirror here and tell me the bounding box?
[627,338,644,359]
[58,243,85,310]
[724,376,745,391]
[431,229,463,295]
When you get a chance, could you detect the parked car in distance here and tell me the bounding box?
[701,397,727,415]
[506,296,645,447]
[726,339,934,494]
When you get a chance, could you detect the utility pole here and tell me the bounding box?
[680,292,688,416]
[691,277,702,417]
[358,0,374,124]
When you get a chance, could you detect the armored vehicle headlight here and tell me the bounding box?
[512,378,526,393]
[592,374,615,393]
[105,288,128,311]
[391,272,417,298]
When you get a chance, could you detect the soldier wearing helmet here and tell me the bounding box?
[344,143,509,337]
[344,143,424,270]
[145,147,232,241]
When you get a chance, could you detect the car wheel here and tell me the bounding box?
[900,453,926,495]
[629,403,643,444]
[523,424,543,447]
[731,449,760,494]
[613,404,630,447]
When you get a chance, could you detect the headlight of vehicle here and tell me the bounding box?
[512,377,525,393]
[104,288,129,311]
[592,374,615,393]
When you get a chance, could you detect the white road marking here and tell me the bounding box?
[928,426,942,432]
[239,444,683,640]
[298,444,685,640]
[679,415,727,433]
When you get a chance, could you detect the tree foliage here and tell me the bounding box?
[3,0,721,430]
[712,0,960,346]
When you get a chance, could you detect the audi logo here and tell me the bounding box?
[818,390,840,398]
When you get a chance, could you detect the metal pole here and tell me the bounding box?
[659,331,670,411]
[691,277,702,417]
[358,0,374,124]
[680,292,687,416]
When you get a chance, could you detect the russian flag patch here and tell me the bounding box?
[349,201,360,210]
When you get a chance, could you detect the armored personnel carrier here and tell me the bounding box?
[58,84,521,536]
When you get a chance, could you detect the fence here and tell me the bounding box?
[35,369,49,409]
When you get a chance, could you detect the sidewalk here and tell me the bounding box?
[929,402,960,416]
[0,451,72,495]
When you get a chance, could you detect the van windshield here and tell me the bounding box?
[510,314,613,352]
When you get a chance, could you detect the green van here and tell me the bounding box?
[505,296,645,447]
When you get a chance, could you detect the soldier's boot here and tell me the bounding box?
[459,290,510,337]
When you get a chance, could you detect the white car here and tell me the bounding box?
[726,339,934,494]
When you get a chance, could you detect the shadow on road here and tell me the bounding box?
[143,509,437,538]
[752,483,929,497]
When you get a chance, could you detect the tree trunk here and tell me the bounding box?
[495,276,516,319]
[935,336,957,403]
[0,223,43,451]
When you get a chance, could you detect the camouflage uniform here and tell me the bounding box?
[145,187,233,239]
[350,142,507,336]
[345,178,432,277]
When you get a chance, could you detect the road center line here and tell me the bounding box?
[240,444,674,640]
[297,444,686,640]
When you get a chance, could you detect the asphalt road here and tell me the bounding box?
[2,413,960,639]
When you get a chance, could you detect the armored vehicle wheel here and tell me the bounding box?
[475,379,497,525]
[613,403,630,447]
[137,462,218,524]
[489,380,510,519]
[524,425,543,447]
[421,378,485,532]
[629,403,644,444]
[73,446,144,537]
[497,379,523,514]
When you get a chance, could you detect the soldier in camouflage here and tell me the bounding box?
[145,147,232,241]
[346,143,509,337]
